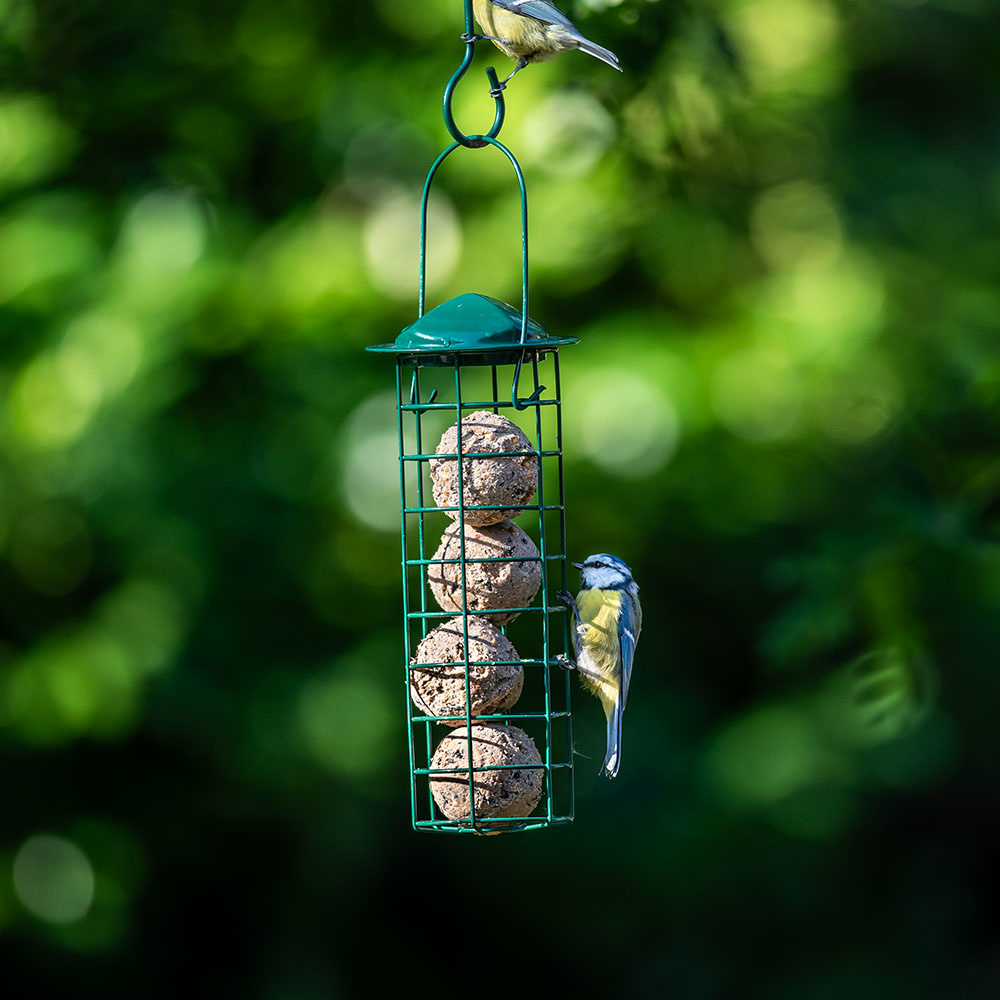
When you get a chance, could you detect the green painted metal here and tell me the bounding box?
[367,293,578,362]
[441,0,505,148]
[383,353,575,835]
[366,0,578,834]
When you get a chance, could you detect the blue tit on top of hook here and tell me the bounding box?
[367,292,577,368]
[471,0,622,92]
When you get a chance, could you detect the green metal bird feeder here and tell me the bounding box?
[367,0,578,835]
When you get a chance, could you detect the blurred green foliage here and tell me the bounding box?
[2,0,1000,995]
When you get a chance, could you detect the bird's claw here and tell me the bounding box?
[489,84,506,98]
[553,654,577,672]
[460,31,483,43]
[556,590,575,606]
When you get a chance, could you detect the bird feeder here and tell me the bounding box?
[367,5,578,834]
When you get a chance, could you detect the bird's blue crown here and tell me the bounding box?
[575,553,636,591]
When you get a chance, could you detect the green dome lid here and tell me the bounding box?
[367,293,577,364]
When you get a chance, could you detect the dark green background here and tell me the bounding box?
[2,0,999,995]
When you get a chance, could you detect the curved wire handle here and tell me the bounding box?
[419,136,544,410]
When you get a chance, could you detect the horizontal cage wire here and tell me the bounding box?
[397,351,574,834]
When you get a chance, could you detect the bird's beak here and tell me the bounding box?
[571,562,584,570]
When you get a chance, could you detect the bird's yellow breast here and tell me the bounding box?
[573,588,623,712]
[472,0,556,61]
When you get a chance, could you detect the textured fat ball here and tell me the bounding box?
[430,410,537,526]
[430,723,544,822]
[428,520,541,624]
[410,616,524,726]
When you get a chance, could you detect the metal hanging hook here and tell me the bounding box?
[442,4,506,147]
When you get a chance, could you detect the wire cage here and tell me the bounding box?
[369,296,578,834]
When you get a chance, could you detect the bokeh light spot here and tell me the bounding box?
[98,577,190,676]
[298,670,394,778]
[243,211,367,323]
[724,0,840,91]
[814,361,903,443]
[521,92,616,176]
[339,392,400,533]
[115,189,206,280]
[711,346,803,441]
[0,195,99,303]
[61,312,143,398]
[705,703,836,805]
[8,347,103,449]
[757,254,885,360]
[13,834,94,924]
[751,181,842,270]
[0,93,76,192]
[364,189,460,299]
[573,368,679,477]
[375,0,453,40]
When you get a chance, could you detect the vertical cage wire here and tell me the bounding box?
[397,350,574,834]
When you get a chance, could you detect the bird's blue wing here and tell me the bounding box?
[489,0,578,30]
[618,592,641,709]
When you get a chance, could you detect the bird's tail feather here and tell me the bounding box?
[600,698,623,778]
[576,38,622,72]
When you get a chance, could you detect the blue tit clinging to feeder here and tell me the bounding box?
[558,554,641,778]
[471,0,622,91]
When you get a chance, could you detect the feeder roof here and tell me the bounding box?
[367,293,578,362]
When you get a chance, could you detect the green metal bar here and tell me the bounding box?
[412,365,437,824]
[440,0,505,150]
[419,143,459,317]
[396,363,420,830]
[415,815,574,825]
[555,351,575,820]
[527,359,554,823]
[419,137,527,337]
[409,659,547,669]
[414,817,574,832]
[413,367,430,632]
[407,607,566,619]
[402,449,560,460]
[403,503,564,514]
[411,710,572,723]
[453,359,477,828]
[398,398,560,412]
[416,763,568,775]
[405,555,555,566]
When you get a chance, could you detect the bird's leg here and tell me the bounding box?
[556,590,582,632]
[556,652,605,684]
[461,32,507,43]
[490,58,527,96]
[555,590,583,673]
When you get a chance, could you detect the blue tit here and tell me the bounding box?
[558,554,641,778]
[471,0,622,90]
